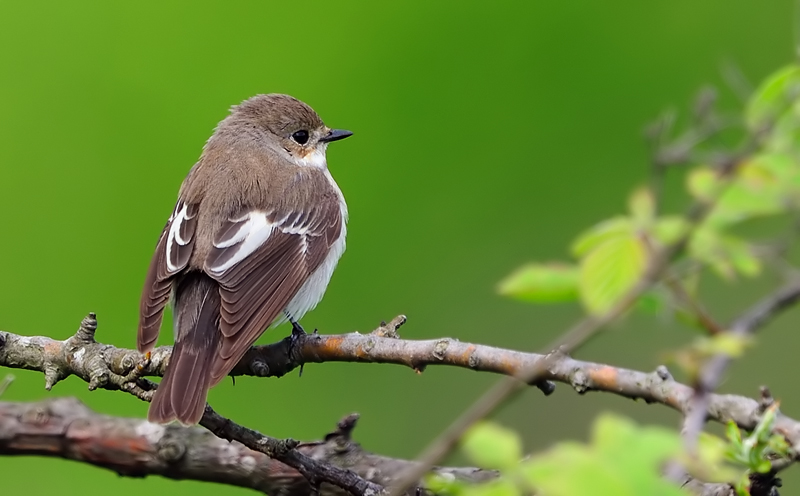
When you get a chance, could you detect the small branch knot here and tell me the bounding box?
[432,340,450,361]
[248,357,270,377]
[157,436,187,462]
[759,386,775,412]
[87,369,109,391]
[326,414,361,453]
[655,365,673,381]
[74,313,98,344]
[44,363,61,390]
[326,413,360,443]
[120,354,136,372]
[571,370,589,394]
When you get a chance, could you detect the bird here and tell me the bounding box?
[137,94,352,424]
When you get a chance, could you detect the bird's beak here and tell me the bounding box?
[320,129,353,143]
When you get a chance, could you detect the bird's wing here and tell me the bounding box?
[205,195,343,385]
[138,200,199,353]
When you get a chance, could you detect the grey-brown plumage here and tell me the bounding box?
[138,94,352,424]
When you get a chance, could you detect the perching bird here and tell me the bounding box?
[138,94,351,424]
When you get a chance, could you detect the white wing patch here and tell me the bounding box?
[206,209,320,275]
[165,202,194,273]
[208,211,274,274]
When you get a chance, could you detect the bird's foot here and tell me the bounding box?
[287,318,308,377]
[291,318,307,337]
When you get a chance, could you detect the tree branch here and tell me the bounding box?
[0,297,798,496]
[0,397,494,495]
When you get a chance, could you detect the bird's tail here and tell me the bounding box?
[148,272,221,425]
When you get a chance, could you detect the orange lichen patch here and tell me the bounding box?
[459,345,477,364]
[316,336,347,358]
[588,366,618,388]
[498,355,525,375]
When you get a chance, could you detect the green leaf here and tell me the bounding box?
[525,445,629,496]
[752,403,778,442]
[652,216,690,246]
[687,167,717,201]
[522,414,684,496]
[689,228,761,280]
[628,186,655,227]
[728,240,761,278]
[693,334,752,359]
[746,65,800,132]
[462,422,522,470]
[497,263,579,303]
[579,235,646,314]
[764,100,800,153]
[425,473,466,496]
[754,459,772,473]
[667,334,752,378]
[461,479,519,496]
[687,161,785,228]
[751,153,800,205]
[768,433,791,458]
[570,217,633,257]
[726,421,743,447]
[716,161,782,224]
[691,433,741,483]
[635,290,666,315]
[724,404,790,476]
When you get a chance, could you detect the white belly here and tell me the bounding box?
[280,170,348,325]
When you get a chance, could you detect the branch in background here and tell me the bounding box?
[111,375,386,496]
[0,397,494,495]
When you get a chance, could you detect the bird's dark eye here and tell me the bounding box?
[291,130,309,145]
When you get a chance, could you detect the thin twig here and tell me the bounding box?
[663,270,724,336]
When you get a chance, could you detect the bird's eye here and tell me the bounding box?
[291,130,309,145]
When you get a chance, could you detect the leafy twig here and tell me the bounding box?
[387,148,748,495]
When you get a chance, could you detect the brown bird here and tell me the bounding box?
[138,94,352,424]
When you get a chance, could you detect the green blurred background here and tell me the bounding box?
[1,0,798,493]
